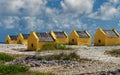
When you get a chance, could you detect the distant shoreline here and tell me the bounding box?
[0,42,5,44]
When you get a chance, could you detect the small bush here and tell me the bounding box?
[0,53,15,62]
[69,52,80,60]
[56,44,66,50]
[0,64,29,75]
[42,44,56,50]
[105,49,120,57]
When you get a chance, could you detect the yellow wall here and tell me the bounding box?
[55,38,68,44]
[28,32,38,50]
[6,35,17,44]
[27,32,55,51]
[69,30,78,45]
[94,28,120,46]
[17,33,28,44]
[50,31,68,44]
[105,38,120,46]
[77,38,91,45]
[94,28,106,46]
[69,30,91,45]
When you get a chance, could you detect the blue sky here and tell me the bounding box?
[0,0,120,42]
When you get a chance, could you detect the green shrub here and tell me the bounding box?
[0,60,4,64]
[42,44,56,50]
[42,44,69,50]
[56,44,66,50]
[14,72,55,75]
[0,53,15,62]
[0,64,29,75]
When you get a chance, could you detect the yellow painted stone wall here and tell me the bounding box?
[69,30,91,45]
[69,30,78,45]
[6,35,17,44]
[94,28,106,46]
[17,33,28,44]
[55,38,68,44]
[77,38,91,45]
[17,33,23,44]
[94,28,120,46]
[50,31,68,44]
[105,38,120,46]
[27,32,38,50]
[28,32,55,51]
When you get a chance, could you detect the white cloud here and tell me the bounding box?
[0,0,91,31]
[0,0,47,16]
[0,0,48,30]
[109,0,119,4]
[0,16,20,29]
[89,0,120,20]
[61,0,94,14]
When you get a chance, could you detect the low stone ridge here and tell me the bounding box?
[8,55,80,67]
[6,55,120,75]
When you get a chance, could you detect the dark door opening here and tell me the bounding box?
[72,39,74,42]
[31,43,33,48]
[98,40,101,43]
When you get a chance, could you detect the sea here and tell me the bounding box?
[0,42,5,44]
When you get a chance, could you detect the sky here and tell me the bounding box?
[0,0,120,42]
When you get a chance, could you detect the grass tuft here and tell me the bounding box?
[29,72,55,75]
[0,64,29,75]
[0,53,15,62]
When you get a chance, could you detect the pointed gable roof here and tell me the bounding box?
[76,31,89,38]
[22,34,30,39]
[10,35,17,40]
[54,31,67,38]
[36,32,55,42]
[103,30,119,38]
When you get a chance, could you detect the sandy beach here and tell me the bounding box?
[0,44,120,74]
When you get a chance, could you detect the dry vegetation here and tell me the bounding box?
[41,44,73,50]
[105,49,120,57]
[0,53,54,75]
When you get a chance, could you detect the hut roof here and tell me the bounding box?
[54,31,67,38]
[76,31,89,38]
[22,34,30,39]
[103,30,119,38]
[10,35,17,40]
[36,32,54,42]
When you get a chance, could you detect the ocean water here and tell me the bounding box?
[0,42,5,44]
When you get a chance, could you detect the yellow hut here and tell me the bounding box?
[6,35,17,44]
[94,28,120,46]
[50,31,68,44]
[69,30,91,45]
[28,32,55,51]
[17,33,30,44]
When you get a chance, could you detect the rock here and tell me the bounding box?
[30,63,36,67]
[98,71,106,75]
[114,69,120,75]
[116,69,120,73]
[109,71,116,75]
